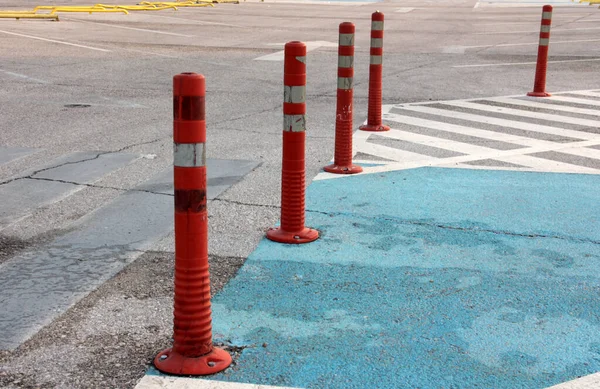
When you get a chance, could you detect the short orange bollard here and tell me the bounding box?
[324,22,363,175]
[154,73,232,376]
[360,11,390,132]
[528,5,553,97]
[267,42,319,244]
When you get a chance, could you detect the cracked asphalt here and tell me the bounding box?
[0,0,598,387]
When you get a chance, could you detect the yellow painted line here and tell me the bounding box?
[0,30,111,52]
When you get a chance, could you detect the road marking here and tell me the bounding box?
[135,375,302,389]
[441,100,600,127]
[443,39,600,54]
[315,90,600,181]
[568,91,600,98]
[70,19,195,37]
[544,95,600,107]
[380,112,558,147]
[395,7,415,12]
[474,26,600,34]
[0,68,48,84]
[0,30,111,52]
[545,372,600,389]
[397,104,598,140]
[490,97,600,117]
[460,154,600,174]
[148,13,244,28]
[453,58,600,68]
[254,41,337,61]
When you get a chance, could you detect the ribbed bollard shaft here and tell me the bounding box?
[360,11,390,132]
[324,23,362,174]
[528,5,552,97]
[267,42,319,244]
[154,73,231,376]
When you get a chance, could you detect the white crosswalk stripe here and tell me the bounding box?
[315,89,600,180]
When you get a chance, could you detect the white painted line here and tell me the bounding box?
[395,7,416,12]
[558,145,600,160]
[545,95,600,107]
[443,39,600,54]
[475,21,543,26]
[0,69,48,84]
[545,372,600,389]
[135,375,303,389]
[0,30,111,52]
[381,128,502,155]
[470,154,600,174]
[453,58,600,68]
[357,141,434,162]
[383,112,562,147]
[490,97,600,117]
[441,100,600,127]
[398,105,598,140]
[567,91,600,98]
[70,19,195,37]
[344,138,600,177]
[143,13,244,28]
[254,41,337,61]
[474,26,600,35]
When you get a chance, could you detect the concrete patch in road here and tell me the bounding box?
[0,151,139,231]
[0,146,39,166]
[0,158,259,351]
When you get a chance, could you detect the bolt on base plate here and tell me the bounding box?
[154,347,232,376]
[323,164,363,174]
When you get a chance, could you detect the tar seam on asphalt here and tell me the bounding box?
[0,136,170,187]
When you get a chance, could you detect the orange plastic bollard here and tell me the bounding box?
[528,5,553,97]
[360,11,390,132]
[267,42,319,244]
[324,22,363,175]
[154,73,232,376]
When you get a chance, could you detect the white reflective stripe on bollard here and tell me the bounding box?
[283,114,306,132]
[284,85,306,103]
[370,38,383,48]
[370,55,382,65]
[371,21,384,31]
[338,56,354,68]
[339,33,354,46]
[337,77,353,90]
[173,143,206,167]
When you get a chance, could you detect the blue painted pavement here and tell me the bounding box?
[154,167,600,388]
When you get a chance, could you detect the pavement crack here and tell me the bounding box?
[212,198,280,209]
[306,209,600,245]
[0,136,169,187]
[212,105,280,126]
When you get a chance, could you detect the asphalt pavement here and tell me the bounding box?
[0,0,598,387]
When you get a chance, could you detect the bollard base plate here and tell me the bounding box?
[527,91,551,97]
[154,347,232,376]
[267,226,319,244]
[323,164,363,175]
[359,123,390,132]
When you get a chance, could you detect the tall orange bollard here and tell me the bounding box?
[154,73,232,376]
[528,5,553,97]
[324,22,363,175]
[267,42,319,244]
[360,11,390,132]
